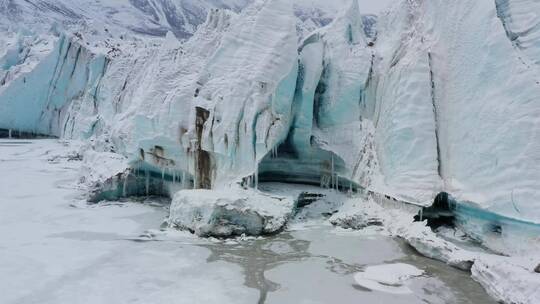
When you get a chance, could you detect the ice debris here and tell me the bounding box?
[167,188,295,237]
[353,263,424,294]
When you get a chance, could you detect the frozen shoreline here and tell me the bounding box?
[0,140,510,304]
[329,196,540,304]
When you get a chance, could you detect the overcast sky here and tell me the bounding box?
[297,0,394,14]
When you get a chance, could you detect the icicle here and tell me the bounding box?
[254,167,258,190]
[159,168,165,194]
[420,208,423,221]
[182,171,186,189]
[145,169,150,196]
[111,177,117,193]
[122,173,128,197]
[8,129,12,139]
[172,170,176,184]
[331,155,335,191]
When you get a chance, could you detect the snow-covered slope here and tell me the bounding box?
[0,0,250,39]
[0,0,339,41]
[293,5,332,39]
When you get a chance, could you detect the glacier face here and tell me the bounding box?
[411,0,540,221]
[0,34,108,136]
[1,0,539,230]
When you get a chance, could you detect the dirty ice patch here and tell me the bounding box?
[354,263,424,294]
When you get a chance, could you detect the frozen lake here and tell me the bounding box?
[0,140,496,304]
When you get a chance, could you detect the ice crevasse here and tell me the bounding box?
[0,0,539,242]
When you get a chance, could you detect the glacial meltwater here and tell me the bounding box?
[0,140,496,304]
[200,225,497,304]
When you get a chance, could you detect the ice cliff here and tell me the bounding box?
[1,0,539,248]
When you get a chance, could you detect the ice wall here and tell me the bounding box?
[259,0,378,190]
[369,0,442,202]
[1,0,539,228]
[60,0,299,190]
[282,0,540,225]
[0,34,108,136]
[421,0,540,222]
[495,0,540,69]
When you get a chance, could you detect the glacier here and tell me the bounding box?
[1,0,539,302]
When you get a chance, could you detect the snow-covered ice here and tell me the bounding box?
[0,140,258,304]
[1,0,539,302]
[330,195,540,304]
[2,0,539,227]
[0,140,501,304]
[168,188,294,237]
[354,263,424,294]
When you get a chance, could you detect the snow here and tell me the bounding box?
[495,0,540,69]
[471,255,540,304]
[0,140,502,304]
[331,197,476,270]
[331,195,540,304]
[391,0,540,220]
[0,0,250,40]
[1,0,540,302]
[168,188,295,237]
[354,263,424,294]
[1,0,535,228]
[79,149,129,186]
[0,139,258,304]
